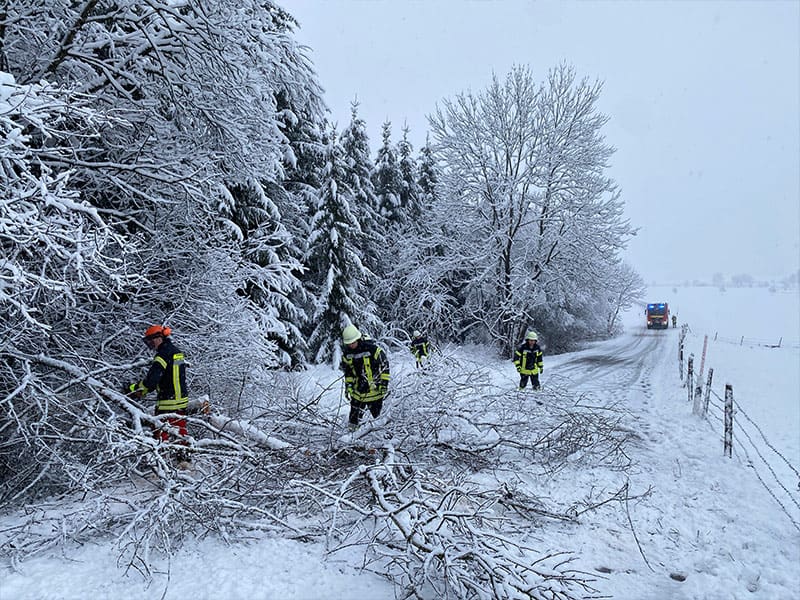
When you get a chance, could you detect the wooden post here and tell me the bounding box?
[687,355,694,400]
[693,382,703,416]
[699,335,708,379]
[679,341,684,381]
[724,384,733,458]
[702,368,714,416]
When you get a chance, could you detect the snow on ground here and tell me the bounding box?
[1,285,798,599]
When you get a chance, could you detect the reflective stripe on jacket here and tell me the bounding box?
[513,342,543,375]
[139,338,189,411]
[410,336,430,360]
[340,338,390,403]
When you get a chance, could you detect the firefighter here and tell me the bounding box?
[514,331,543,390]
[128,325,190,463]
[409,330,430,368]
[672,314,677,328]
[340,325,390,431]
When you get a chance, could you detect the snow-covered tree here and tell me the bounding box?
[1,0,325,361]
[304,129,379,364]
[0,73,126,355]
[0,0,327,502]
[397,124,421,223]
[416,135,441,209]
[428,64,635,353]
[276,88,327,240]
[220,179,309,367]
[373,120,404,227]
[604,262,646,335]
[339,101,385,280]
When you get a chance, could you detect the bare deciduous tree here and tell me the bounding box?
[422,64,636,353]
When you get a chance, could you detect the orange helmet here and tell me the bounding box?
[143,324,171,340]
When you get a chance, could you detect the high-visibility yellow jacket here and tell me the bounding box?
[513,341,543,375]
[340,338,390,403]
[133,338,189,412]
[410,335,430,361]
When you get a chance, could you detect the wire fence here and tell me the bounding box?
[710,333,800,349]
[707,388,800,533]
[679,330,800,534]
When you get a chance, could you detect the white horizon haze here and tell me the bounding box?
[288,0,800,285]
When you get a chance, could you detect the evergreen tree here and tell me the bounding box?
[304,129,379,364]
[340,101,385,278]
[221,179,309,367]
[373,121,404,227]
[416,135,440,217]
[274,89,327,241]
[397,125,421,223]
[269,88,329,365]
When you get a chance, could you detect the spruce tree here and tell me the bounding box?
[222,179,309,367]
[373,121,404,228]
[397,125,421,224]
[340,101,385,279]
[304,129,379,364]
[416,135,440,218]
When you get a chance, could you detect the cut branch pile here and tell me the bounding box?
[1,350,635,600]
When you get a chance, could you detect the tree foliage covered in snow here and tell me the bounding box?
[0,0,326,504]
[397,124,422,223]
[1,0,325,364]
[220,179,309,367]
[303,130,380,364]
[339,101,385,287]
[422,64,636,353]
[373,120,404,228]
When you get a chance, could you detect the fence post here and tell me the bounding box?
[702,368,713,416]
[679,340,684,381]
[699,335,708,379]
[687,355,694,401]
[693,382,704,416]
[724,384,733,458]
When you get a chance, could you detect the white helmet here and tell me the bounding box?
[342,325,361,345]
[525,331,538,341]
[413,330,422,338]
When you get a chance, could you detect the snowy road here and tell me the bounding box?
[552,329,668,389]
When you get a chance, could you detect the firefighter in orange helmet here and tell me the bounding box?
[128,325,190,462]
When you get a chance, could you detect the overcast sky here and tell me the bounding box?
[288,0,799,284]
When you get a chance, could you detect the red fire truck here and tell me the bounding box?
[646,302,670,329]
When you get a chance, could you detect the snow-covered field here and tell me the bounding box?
[1,285,798,600]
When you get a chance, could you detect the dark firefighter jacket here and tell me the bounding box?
[410,336,430,361]
[135,338,189,412]
[340,338,390,403]
[514,341,543,375]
